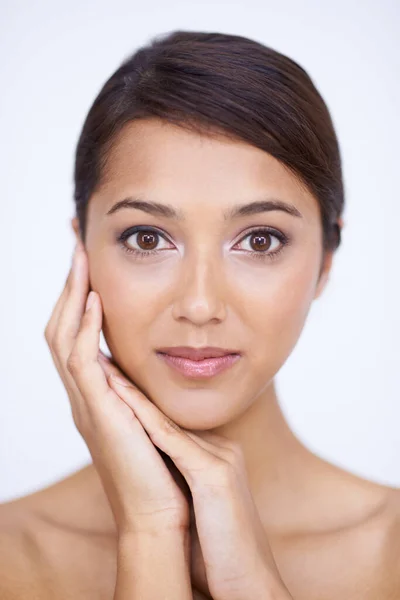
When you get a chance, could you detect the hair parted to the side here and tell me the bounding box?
[73,29,344,262]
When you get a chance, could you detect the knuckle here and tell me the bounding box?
[152,417,181,444]
[214,458,236,485]
[162,417,182,435]
[228,441,244,462]
[66,350,84,374]
[217,439,244,466]
[52,335,64,356]
[44,325,52,344]
[149,417,181,446]
[226,438,241,452]
[63,323,79,342]
[70,404,83,431]
[74,414,90,441]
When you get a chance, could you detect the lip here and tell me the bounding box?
[156,352,241,379]
[156,346,240,361]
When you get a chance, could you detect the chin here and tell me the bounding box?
[144,385,245,431]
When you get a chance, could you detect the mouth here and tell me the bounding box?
[156,346,241,361]
[156,347,242,379]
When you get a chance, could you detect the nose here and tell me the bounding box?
[171,254,227,325]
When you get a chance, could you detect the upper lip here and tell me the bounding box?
[157,346,240,360]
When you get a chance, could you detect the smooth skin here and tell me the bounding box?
[0,117,399,599]
[51,238,290,598]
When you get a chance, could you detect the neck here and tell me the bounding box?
[205,379,318,533]
[43,379,386,538]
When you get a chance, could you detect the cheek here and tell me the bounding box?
[241,260,318,373]
[90,249,170,319]
[89,257,162,372]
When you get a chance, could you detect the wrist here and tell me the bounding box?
[114,525,192,600]
[254,568,293,600]
[216,568,293,600]
[118,521,189,540]
[118,526,191,564]
[256,574,294,600]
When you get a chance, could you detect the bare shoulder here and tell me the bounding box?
[339,483,400,596]
[0,481,118,600]
[336,480,400,594]
[271,471,400,599]
[0,500,46,599]
[370,485,400,598]
[382,487,400,564]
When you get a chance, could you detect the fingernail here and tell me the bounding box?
[85,291,95,311]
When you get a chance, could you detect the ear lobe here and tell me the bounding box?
[314,271,328,300]
[314,217,344,300]
[314,250,334,300]
[71,216,81,243]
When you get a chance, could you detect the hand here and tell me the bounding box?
[43,240,191,536]
[104,360,292,599]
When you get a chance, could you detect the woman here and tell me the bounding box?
[0,30,399,599]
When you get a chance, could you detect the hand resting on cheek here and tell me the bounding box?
[44,239,293,600]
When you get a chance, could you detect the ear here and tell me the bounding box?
[314,250,334,300]
[71,216,82,244]
[314,218,345,300]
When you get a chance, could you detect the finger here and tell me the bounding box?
[55,243,90,363]
[184,432,246,469]
[98,350,112,363]
[45,252,83,400]
[178,430,234,460]
[66,292,135,429]
[68,291,143,426]
[97,353,150,406]
[98,352,128,380]
[185,430,237,453]
[100,359,228,462]
[44,245,77,343]
[67,295,190,497]
[108,374,227,485]
[97,353,197,495]
[98,357,232,460]
[68,291,111,400]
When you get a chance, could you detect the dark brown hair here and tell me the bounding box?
[73,30,344,263]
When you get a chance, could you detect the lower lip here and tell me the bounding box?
[156,352,241,378]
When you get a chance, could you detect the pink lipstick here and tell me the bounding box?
[156,351,241,379]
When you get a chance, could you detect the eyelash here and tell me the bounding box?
[117,225,291,262]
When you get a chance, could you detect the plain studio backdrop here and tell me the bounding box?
[0,0,399,503]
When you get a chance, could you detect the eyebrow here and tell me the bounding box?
[106,197,303,220]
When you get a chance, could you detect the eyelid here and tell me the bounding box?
[118,224,287,244]
[233,225,286,242]
[118,225,172,243]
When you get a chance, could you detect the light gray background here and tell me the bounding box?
[1,0,399,502]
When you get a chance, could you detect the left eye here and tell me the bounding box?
[235,230,281,253]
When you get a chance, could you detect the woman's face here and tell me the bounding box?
[78,117,333,430]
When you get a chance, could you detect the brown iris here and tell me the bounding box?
[249,232,272,252]
[136,231,159,250]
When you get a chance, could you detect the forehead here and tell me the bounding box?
[94,117,318,221]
